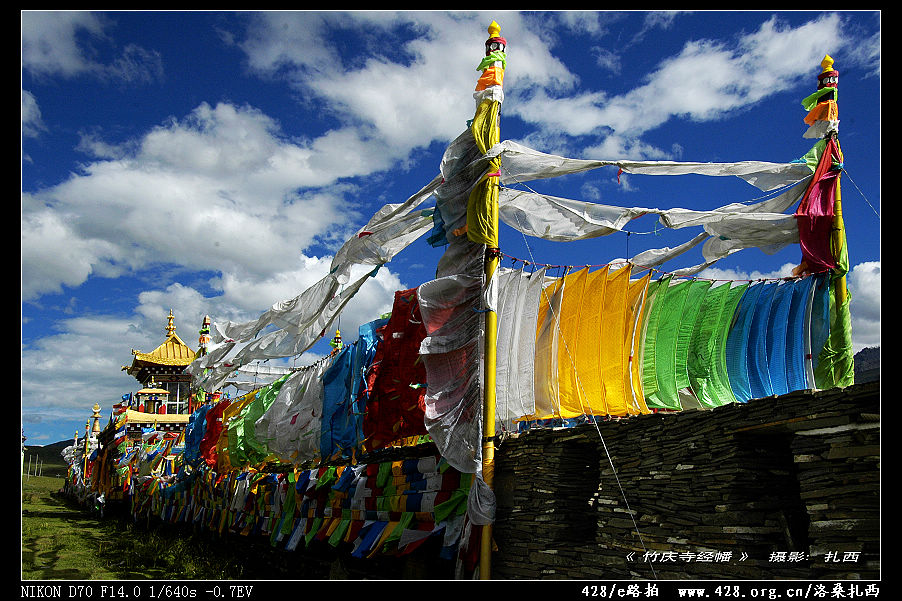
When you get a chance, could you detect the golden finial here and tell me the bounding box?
[488,20,501,38]
[91,403,102,433]
[166,309,176,336]
[821,54,834,73]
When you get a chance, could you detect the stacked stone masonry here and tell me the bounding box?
[491,381,879,580]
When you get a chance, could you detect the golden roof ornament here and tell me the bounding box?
[166,309,176,337]
[476,20,506,93]
[124,310,197,374]
[91,403,102,434]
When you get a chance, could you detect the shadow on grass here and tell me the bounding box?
[24,489,453,580]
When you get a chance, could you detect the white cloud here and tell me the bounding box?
[22,90,46,139]
[20,88,418,417]
[21,315,151,422]
[20,204,123,299]
[21,11,163,83]
[238,12,578,156]
[555,11,610,36]
[698,262,798,283]
[591,47,621,75]
[642,11,685,31]
[21,11,108,78]
[848,261,880,351]
[213,256,335,316]
[508,13,850,160]
[20,101,370,300]
[20,12,583,307]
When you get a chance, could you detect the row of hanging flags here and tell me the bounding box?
[80,25,853,569]
[123,452,482,568]
[89,266,838,490]
[93,383,484,565]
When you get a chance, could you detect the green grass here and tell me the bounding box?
[21,473,119,580]
[21,474,261,580]
[21,468,428,580]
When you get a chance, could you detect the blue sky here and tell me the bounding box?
[21,11,880,445]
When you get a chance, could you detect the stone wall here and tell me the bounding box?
[491,381,879,580]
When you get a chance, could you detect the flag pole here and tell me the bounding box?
[796,54,854,387]
[469,19,506,580]
[481,243,499,580]
[827,60,850,380]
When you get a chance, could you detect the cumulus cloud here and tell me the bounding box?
[22,90,46,139]
[21,11,109,79]
[20,90,419,417]
[22,11,163,83]
[238,12,578,152]
[21,314,153,428]
[21,11,585,321]
[698,262,798,283]
[21,101,366,300]
[20,205,123,299]
[848,261,880,351]
[508,13,851,159]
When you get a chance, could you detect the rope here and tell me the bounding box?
[500,250,831,284]
[511,209,659,580]
[842,168,880,219]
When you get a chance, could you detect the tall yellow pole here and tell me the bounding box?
[480,250,498,580]
[472,19,506,580]
[798,55,853,388]
[830,137,853,385]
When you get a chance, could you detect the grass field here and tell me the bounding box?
[20,461,429,580]
[21,472,264,580]
[21,473,126,579]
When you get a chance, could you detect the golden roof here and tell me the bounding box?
[124,310,197,371]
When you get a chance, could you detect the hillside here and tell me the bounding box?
[854,346,880,384]
[22,439,71,478]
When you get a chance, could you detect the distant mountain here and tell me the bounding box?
[854,346,880,384]
[23,439,72,463]
[22,439,71,478]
